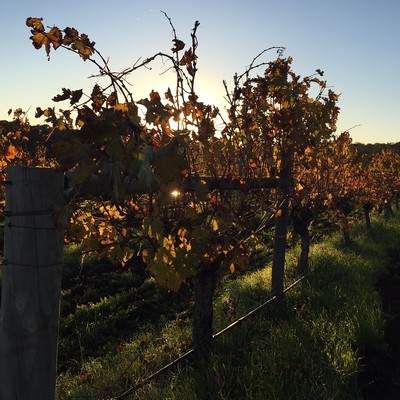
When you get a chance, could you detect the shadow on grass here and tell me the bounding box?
[359,240,400,399]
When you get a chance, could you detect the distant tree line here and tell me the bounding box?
[354,141,400,155]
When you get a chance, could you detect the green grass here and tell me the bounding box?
[57,246,192,374]
[48,214,400,398]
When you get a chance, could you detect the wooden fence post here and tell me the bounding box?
[0,166,65,400]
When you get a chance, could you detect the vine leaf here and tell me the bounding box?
[72,37,95,60]
[26,17,45,32]
[149,237,199,291]
[27,18,63,59]
[107,92,117,107]
[47,27,63,49]
[70,89,83,105]
[63,27,79,44]
[179,48,195,66]
[91,85,105,111]
[150,90,161,105]
[171,39,185,53]
[5,144,19,161]
[27,18,95,61]
[52,88,83,105]
[52,88,71,102]
[30,31,51,55]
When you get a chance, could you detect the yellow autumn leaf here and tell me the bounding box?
[177,227,189,238]
[121,248,134,267]
[163,236,173,249]
[114,103,129,112]
[140,249,148,263]
[5,144,18,161]
[212,219,219,231]
[162,254,171,265]
[98,222,106,236]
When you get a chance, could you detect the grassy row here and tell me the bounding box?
[55,213,399,399]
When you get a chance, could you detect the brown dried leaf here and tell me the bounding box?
[63,27,79,45]
[72,39,94,60]
[26,17,44,32]
[47,27,63,50]
[70,89,83,105]
[171,39,185,53]
[52,88,71,102]
[35,107,44,118]
[150,90,161,105]
[107,91,117,106]
[30,31,50,52]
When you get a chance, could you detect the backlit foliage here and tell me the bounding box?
[0,15,396,293]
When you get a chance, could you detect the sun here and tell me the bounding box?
[148,84,225,135]
[170,190,180,198]
[168,111,185,132]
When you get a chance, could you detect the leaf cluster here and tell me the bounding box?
[26,17,95,60]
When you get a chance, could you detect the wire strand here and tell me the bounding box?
[100,225,373,399]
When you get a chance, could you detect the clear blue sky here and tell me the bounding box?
[1,0,399,144]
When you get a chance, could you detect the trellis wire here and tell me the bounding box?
[110,227,371,400]
[112,272,315,399]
